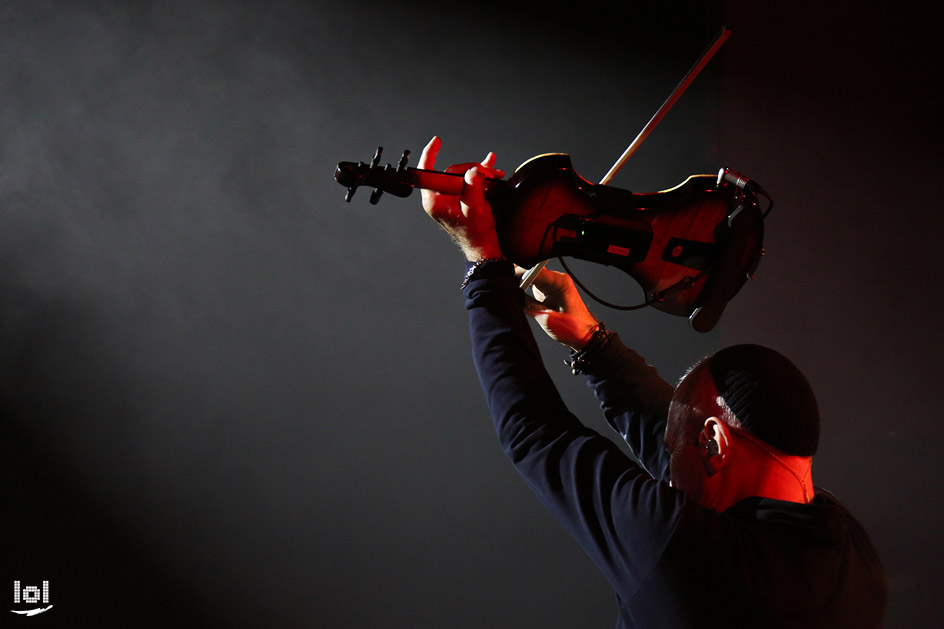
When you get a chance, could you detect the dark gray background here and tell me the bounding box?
[2,1,940,626]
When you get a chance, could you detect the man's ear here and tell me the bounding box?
[700,417,730,475]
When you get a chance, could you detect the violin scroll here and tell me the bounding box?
[336,146,415,205]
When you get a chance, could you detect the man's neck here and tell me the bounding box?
[706,452,814,511]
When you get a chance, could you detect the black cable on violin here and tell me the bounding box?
[541,219,712,312]
[540,182,772,313]
[759,189,774,218]
[717,168,774,218]
[557,254,711,312]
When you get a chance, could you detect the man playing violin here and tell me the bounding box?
[418,136,887,627]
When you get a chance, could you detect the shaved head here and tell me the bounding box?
[668,345,820,455]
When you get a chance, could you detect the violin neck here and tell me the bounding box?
[333,159,507,203]
[406,168,505,198]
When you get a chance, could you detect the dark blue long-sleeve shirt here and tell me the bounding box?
[463,264,886,628]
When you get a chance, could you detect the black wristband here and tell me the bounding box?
[567,322,611,375]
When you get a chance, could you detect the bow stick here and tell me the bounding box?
[519,27,733,292]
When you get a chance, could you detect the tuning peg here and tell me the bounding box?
[397,149,411,172]
[344,187,356,202]
[370,147,383,169]
[369,188,384,204]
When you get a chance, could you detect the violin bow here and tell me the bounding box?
[519,26,732,292]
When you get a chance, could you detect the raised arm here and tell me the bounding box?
[523,266,675,480]
[419,136,680,594]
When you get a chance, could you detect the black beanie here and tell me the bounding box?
[707,344,820,456]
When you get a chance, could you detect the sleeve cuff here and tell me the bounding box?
[461,258,514,289]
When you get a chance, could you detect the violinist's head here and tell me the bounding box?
[664,344,820,510]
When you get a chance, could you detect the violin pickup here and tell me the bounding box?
[552,215,652,267]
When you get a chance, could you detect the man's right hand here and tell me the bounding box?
[522,266,601,351]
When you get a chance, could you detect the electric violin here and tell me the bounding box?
[334,27,773,332]
[335,148,770,332]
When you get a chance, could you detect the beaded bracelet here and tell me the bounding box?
[460,256,509,289]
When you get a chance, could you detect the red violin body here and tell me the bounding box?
[335,149,767,332]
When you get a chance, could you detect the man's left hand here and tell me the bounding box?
[418,136,505,262]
